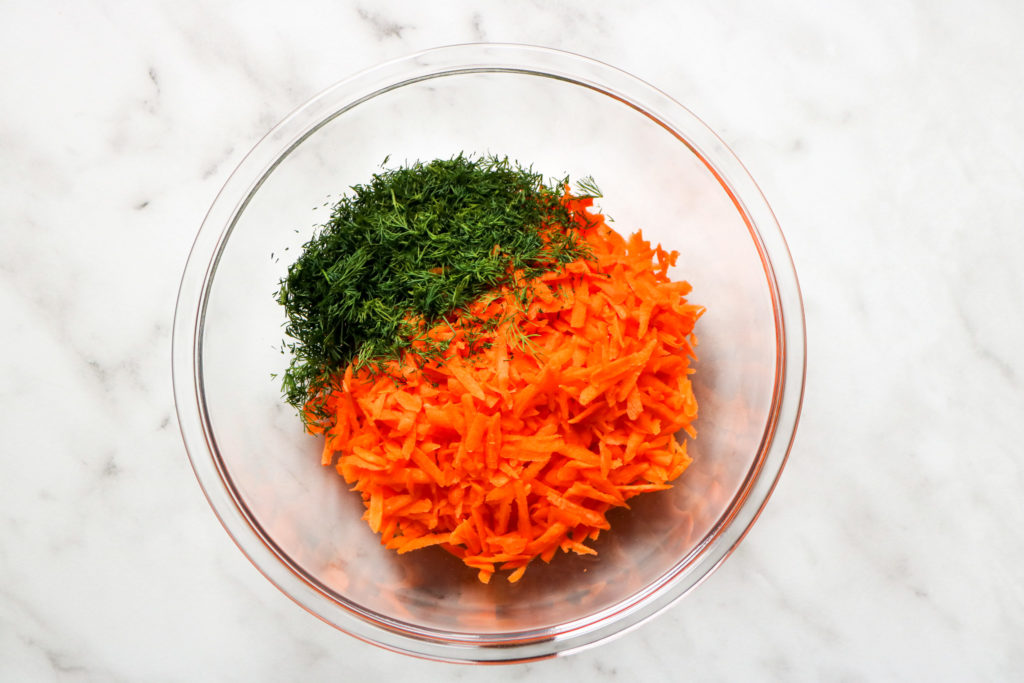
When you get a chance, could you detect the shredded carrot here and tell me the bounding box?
[315,194,703,582]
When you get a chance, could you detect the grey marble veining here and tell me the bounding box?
[2,1,1023,680]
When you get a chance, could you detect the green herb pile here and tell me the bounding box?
[276,154,593,411]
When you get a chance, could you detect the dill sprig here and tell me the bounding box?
[275,154,593,412]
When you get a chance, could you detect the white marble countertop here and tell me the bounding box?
[3,2,1022,680]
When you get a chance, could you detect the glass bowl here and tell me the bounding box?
[172,43,805,663]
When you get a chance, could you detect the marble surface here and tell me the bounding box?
[2,1,1022,680]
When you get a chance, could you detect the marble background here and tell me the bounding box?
[2,1,1022,680]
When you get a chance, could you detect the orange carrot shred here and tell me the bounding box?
[313,196,702,583]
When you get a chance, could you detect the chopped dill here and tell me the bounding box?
[275,154,595,413]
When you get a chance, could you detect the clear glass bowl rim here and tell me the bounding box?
[171,42,806,664]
